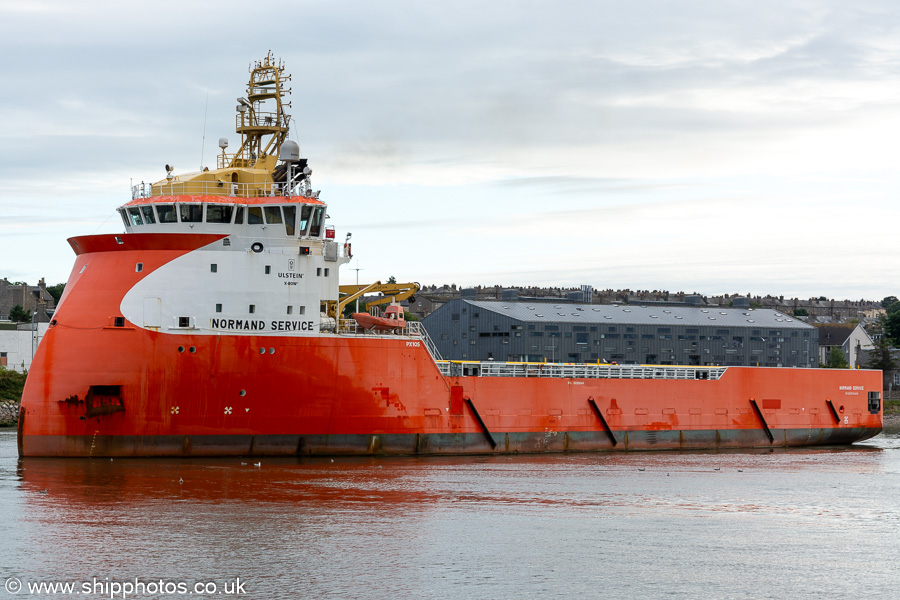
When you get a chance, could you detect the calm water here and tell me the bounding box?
[2,428,899,599]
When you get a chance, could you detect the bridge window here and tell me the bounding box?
[283,206,296,235]
[156,204,177,223]
[298,206,313,235]
[118,209,129,227]
[309,207,324,237]
[247,206,264,224]
[141,206,157,224]
[264,206,283,225]
[206,204,234,224]
[234,206,244,224]
[179,204,202,223]
[127,207,144,225]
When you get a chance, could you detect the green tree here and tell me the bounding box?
[8,305,30,323]
[826,347,849,369]
[0,369,27,400]
[866,337,897,387]
[793,307,809,316]
[387,275,397,284]
[884,311,900,346]
[47,283,65,304]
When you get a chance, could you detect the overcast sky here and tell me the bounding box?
[2,1,899,300]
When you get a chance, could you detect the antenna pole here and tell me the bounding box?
[352,266,365,313]
[200,92,209,170]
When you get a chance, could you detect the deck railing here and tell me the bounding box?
[131,180,318,200]
[406,321,443,362]
[435,361,726,381]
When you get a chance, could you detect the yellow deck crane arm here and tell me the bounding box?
[337,282,420,312]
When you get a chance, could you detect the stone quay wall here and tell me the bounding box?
[0,399,19,426]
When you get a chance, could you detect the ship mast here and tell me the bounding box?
[228,51,291,169]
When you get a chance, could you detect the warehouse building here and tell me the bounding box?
[423,299,818,367]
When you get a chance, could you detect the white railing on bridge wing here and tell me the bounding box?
[435,361,726,381]
[132,180,297,200]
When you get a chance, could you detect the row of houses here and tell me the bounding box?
[0,278,56,322]
[0,278,57,372]
[408,284,885,323]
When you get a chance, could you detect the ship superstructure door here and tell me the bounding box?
[143,297,162,329]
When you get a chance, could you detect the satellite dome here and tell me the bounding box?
[279,141,300,161]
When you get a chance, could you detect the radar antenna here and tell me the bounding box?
[228,50,292,169]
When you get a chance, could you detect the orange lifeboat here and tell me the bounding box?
[352,303,406,332]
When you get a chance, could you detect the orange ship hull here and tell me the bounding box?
[18,330,884,456]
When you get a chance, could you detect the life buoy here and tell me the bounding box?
[344,242,352,258]
[251,242,264,253]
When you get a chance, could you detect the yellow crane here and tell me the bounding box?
[337,281,420,316]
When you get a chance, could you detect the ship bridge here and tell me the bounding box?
[118,50,324,242]
[108,53,354,331]
[117,195,331,242]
